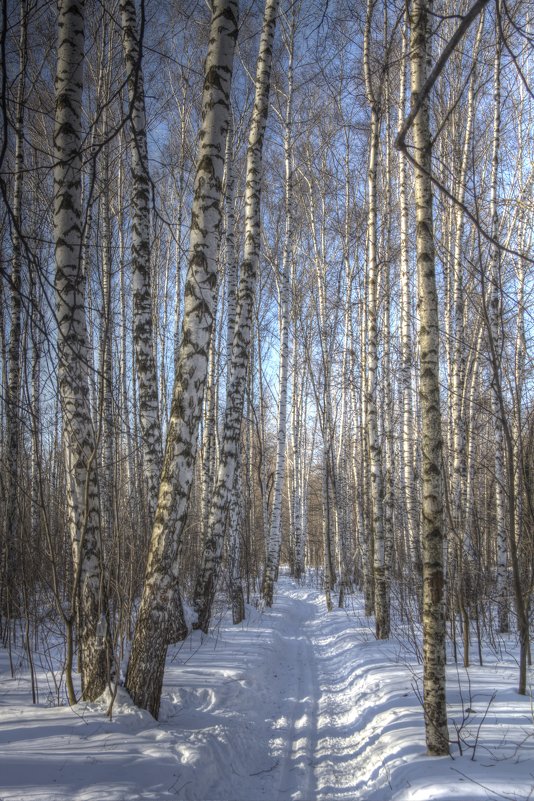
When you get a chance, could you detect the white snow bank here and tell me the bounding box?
[1,573,533,800]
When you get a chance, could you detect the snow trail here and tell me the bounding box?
[1,572,534,801]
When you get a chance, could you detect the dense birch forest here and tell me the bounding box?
[0,0,532,764]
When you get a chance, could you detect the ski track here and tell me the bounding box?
[167,577,390,801]
[1,572,534,801]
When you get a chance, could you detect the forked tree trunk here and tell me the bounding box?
[125,0,238,718]
[193,0,279,633]
[53,0,110,700]
[408,0,449,756]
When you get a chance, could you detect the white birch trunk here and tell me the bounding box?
[262,14,294,605]
[117,149,134,490]
[336,140,355,604]
[125,0,238,718]
[364,0,388,639]
[229,451,245,625]
[451,16,484,601]
[398,21,419,570]
[382,41,394,622]
[120,0,163,524]
[193,0,279,633]
[487,32,508,634]
[99,139,114,548]
[407,0,449,755]
[291,336,306,579]
[174,97,187,374]
[2,0,26,615]
[53,0,110,700]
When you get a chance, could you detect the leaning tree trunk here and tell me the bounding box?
[451,15,484,623]
[53,0,110,700]
[125,0,238,719]
[407,0,449,756]
[193,0,279,633]
[120,0,164,525]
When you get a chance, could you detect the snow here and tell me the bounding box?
[1,572,533,800]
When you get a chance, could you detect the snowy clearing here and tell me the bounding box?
[1,573,533,801]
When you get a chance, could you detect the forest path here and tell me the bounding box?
[2,571,533,801]
[0,572,377,801]
[162,571,386,801]
[265,578,365,801]
[0,571,401,801]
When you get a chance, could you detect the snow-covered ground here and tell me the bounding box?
[1,573,533,800]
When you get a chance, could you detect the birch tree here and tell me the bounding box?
[402,0,449,756]
[223,118,246,623]
[2,0,27,619]
[450,15,484,614]
[397,18,419,572]
[481,6,529,693]
[364,0,388,640]
[120,0,163,524]
[193,0,280,632]
[54,0,110,700]
[487,28,509,635]
[125,0,238,718]
[262,6,294,606]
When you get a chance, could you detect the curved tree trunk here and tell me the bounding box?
[125,0,238,719]
[451,16,484,624]
[193,0,279,633]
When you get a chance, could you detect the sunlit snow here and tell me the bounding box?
[1,571,533,800]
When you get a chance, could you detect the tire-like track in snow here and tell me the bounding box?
[260,579,372,801]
